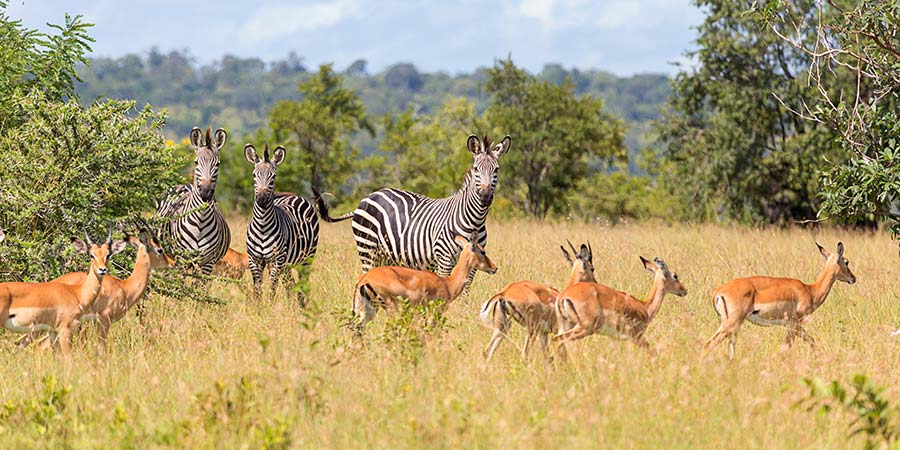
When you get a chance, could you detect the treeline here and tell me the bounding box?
[75,49,670,174]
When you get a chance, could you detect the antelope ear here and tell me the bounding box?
[654,257,670,274]
[579,244,590,262]
[816,242,829,259]
[561,245,574,264]
[493,135,511,157]
[640,256,655,274]
[244,144,259,164]
[453,234,469,248]
[272,146,286,166]
[466,134,481,154]
[213,128,227,150]
[190,127,203,148]
[72,238,90,254]
[836,241,844,258]
[110,239,128,256]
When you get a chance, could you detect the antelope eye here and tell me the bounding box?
[673,274,679,281]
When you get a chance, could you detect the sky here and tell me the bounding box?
[7,0,704,76]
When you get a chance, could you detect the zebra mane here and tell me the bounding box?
[482,135,493,150]
[204,127,212,148]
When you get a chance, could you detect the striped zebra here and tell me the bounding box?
[154,127,231,276]
[244,144,319,302]
[315,134,510,292]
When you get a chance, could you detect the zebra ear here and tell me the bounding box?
[271,146,286,166]
[212,128,227,151]
[493,135,511,158]
[466,134,481,154]
[244,144,259,164]
[190,127,203,148]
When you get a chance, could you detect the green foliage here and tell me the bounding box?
[655,0,846,224]
[0,3,93,131]
[565,171,680,223]
[800,375,899,449]
[375,97,483,198]
[0,376,72,439]
[268,63,375,200]
[763,1,900,236]
[379,298,451,365]
[485,58,627,217]
[0,90,185,281]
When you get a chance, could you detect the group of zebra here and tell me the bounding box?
[154,127,512,302]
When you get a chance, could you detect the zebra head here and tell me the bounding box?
[244,144,286,206]
[190,127,227,202]
[466,134,511,206]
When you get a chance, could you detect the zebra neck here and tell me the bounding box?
[252,198,276,223]
[455,174,490,224]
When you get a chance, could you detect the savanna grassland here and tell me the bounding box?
[1,219,899,449]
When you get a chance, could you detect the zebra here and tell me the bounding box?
[315,134,510,293]
[244,144,319,303]
[154,127,231,276]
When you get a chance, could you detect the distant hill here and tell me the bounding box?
[75,49,670,173]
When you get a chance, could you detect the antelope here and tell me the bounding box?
[212,248,249,279]
[0,227,124,356]
[18,230,175,350]
[352,235,497,330]
[701,242,856,359]
[554,257,687,355]
[479,241,596,362]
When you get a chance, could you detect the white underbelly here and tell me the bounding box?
[747,313,786,327]
[4,318,52,334]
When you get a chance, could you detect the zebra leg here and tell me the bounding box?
[249,257,265,301]
[267,261,283,302]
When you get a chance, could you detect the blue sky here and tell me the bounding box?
[8,0,703,76]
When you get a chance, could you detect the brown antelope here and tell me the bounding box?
[554,257,687,355]
[479,241,596,362]
[702,242,856,359]
[0,227,124,356]
[17,230,175,350]
[352,235,497,330]
[212,248,249,279]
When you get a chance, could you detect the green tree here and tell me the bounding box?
[655,0,846,224]
[764,0,900,236]
[268,63,375,198]
[0,2,93,131]
[376,97,483,197]
[0,4,186,282]
[484,58,626,218]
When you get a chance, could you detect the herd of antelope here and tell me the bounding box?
[0,127,861,362]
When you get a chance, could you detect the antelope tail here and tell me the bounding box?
[312,187,354,223]
[714,294,728,319]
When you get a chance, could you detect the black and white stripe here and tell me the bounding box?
[244,144,318,302]
[316,134,510,290]
[155,127,230,275]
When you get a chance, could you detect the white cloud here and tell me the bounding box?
[515,0,696,31]
[238,0,360,44]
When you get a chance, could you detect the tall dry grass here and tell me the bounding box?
[1,219,898,448]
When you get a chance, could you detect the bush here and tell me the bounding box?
[0,90,186,281]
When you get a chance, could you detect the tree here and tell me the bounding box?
[383,63,423,92]
[484,58,626,218]
[268,63,375,197]
[763,1,900,236]
[655,0,847,224]
[0,4,186,284]
[0,3,93,131]
[376,97,484,198]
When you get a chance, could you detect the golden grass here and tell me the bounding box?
[1,219,899,449]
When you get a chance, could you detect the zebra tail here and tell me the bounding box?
[312,187,354,223]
